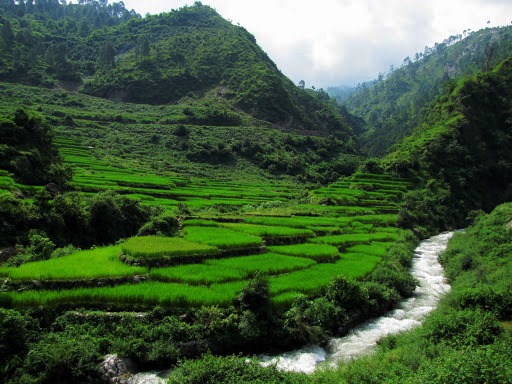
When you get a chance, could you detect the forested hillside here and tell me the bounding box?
[342,26,512,156]
[0,1,353,133]
[383,55,512,234]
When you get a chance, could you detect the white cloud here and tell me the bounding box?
[121,0,512,87]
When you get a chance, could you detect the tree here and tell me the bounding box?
[1,19,14,51]
[136,35,150,59]
[97,41,116,69]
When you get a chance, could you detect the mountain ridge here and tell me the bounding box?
[0,1,355,135]
[341,25,512,156]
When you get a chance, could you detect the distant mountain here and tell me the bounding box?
[0,1,354,135]
[327,85,357,103]
[343,26,512,156]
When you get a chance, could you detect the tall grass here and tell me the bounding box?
[268,243,339,262]
[183,226,262,250]
[270,253,381,295]
[244,216,351,229]
[346,242,392,257]
[221,223,314,238]
[150,253,315,285]
[0,281,247,308]
[122,236,219,259]
[0,246,147,280]
[310,232,399,247]
[207,253,315,275]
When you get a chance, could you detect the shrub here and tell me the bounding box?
[167,353,310,384]
[421,308,503,347]
[0,308,40,381]
[137,214,179,236]
[17,326,105,384]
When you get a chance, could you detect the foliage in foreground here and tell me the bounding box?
[167,353,310,384]
[0,229,418,383]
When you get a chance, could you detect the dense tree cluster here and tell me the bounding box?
[0,0,137,85]
[0,109,71,185]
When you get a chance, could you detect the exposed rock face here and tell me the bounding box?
[101,354,136,384]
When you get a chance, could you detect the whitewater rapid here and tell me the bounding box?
[259,231,453,373]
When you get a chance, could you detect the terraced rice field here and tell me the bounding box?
[0,137,412,309]
[56,138,298,212]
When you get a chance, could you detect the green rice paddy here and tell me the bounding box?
[122,236,219,260]
[0,125,412,310]
[183,226,263,250]
[150,253,315,285]
[268,243,339,262]
[0,246,147,281]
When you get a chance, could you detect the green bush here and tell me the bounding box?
[16,326,105,384]
[167,353,310,384]
[413,337,512,384]
[420,308,503,347]
[0,309,40,382]
[137,214,179,237]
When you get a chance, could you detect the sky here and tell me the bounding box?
[120,0,512,88]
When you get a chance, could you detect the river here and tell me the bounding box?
[127,232,453,381]
[259,232,453,373]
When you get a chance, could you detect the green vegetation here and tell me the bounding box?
[122,236,219,262]
[346,242,392,257]
[310,232,398,247]
[0,246,146,281]
[0,109,71,185]
[386,55,512,234]
[1,0,511,382]
[183,226,263,250]
[221,223,314,243]
[342,25,512,156]
[268,243,339,262]
[167,354,309,384]
[150,254,315,285]
[0,281,248,308]
[0,0,356,140]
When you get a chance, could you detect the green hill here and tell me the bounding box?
[1,2,512,383]
[383,55,512,233]
[342,26,512,156]
[0,1,354,134]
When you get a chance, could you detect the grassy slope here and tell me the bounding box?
[0,82,361,184]
[82,4,354,134]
